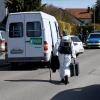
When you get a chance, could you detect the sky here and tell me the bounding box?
[42,0,97,8]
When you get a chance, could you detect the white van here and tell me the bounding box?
[6,11,60,67]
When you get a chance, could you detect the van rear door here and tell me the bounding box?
[25,14,44,58]
[7,14,25,58]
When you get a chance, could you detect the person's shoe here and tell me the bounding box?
[61,79,64,83]
[64,75,69,85]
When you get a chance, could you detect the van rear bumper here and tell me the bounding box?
[7,57,49,63]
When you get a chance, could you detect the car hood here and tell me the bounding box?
[87,38,100,42]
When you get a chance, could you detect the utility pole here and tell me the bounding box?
[94,6,95,32]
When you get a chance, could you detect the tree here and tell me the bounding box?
[95,0,100,23]
[24,0,46,11]
[6,0,46,13]
[6,0,24,13]
[43,5,75,23]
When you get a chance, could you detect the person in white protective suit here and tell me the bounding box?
[54,36,76,84]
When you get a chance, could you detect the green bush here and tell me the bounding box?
[58,20,75,35]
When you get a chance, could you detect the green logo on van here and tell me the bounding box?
[30,37,42,45]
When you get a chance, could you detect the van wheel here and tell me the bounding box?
[75,62,79,76]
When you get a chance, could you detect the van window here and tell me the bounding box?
[9,22,23,38]
[26,22,41,37]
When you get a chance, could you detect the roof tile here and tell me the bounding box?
[65,8,93,19]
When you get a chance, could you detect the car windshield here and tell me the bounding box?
[71,36,81,42]
[89,34,100,38]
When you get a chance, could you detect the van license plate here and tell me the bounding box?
[30,38,42,45]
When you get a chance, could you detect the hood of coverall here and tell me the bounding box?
[58,36,72,54]
[61,36,72,43]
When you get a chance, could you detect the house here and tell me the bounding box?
[65,8,93,25]
[0,0,6,23]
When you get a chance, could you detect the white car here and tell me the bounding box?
[70,35,84,56]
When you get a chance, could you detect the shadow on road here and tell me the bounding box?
[5,79,62,85]
[0,63,48,71]
[51,84,100,100]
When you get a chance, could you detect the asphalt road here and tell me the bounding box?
[0,49,100,100]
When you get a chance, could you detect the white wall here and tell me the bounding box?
[0,0,6,22]
[81,19,92,24]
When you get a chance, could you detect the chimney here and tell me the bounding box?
[87,6,90,13]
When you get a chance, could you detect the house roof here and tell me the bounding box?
[65,8,93,19]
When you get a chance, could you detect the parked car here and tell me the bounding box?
[0,30,6,54]
[86,32,100,48]
[69,35,84,56]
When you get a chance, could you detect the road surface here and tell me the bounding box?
[0,49,100,100]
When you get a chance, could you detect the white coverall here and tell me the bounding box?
[54,36,76,80]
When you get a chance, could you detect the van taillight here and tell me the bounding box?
[0,39,6,52]
[44,41,48,51]
[0,39,5,46]
[0,39,3,44]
